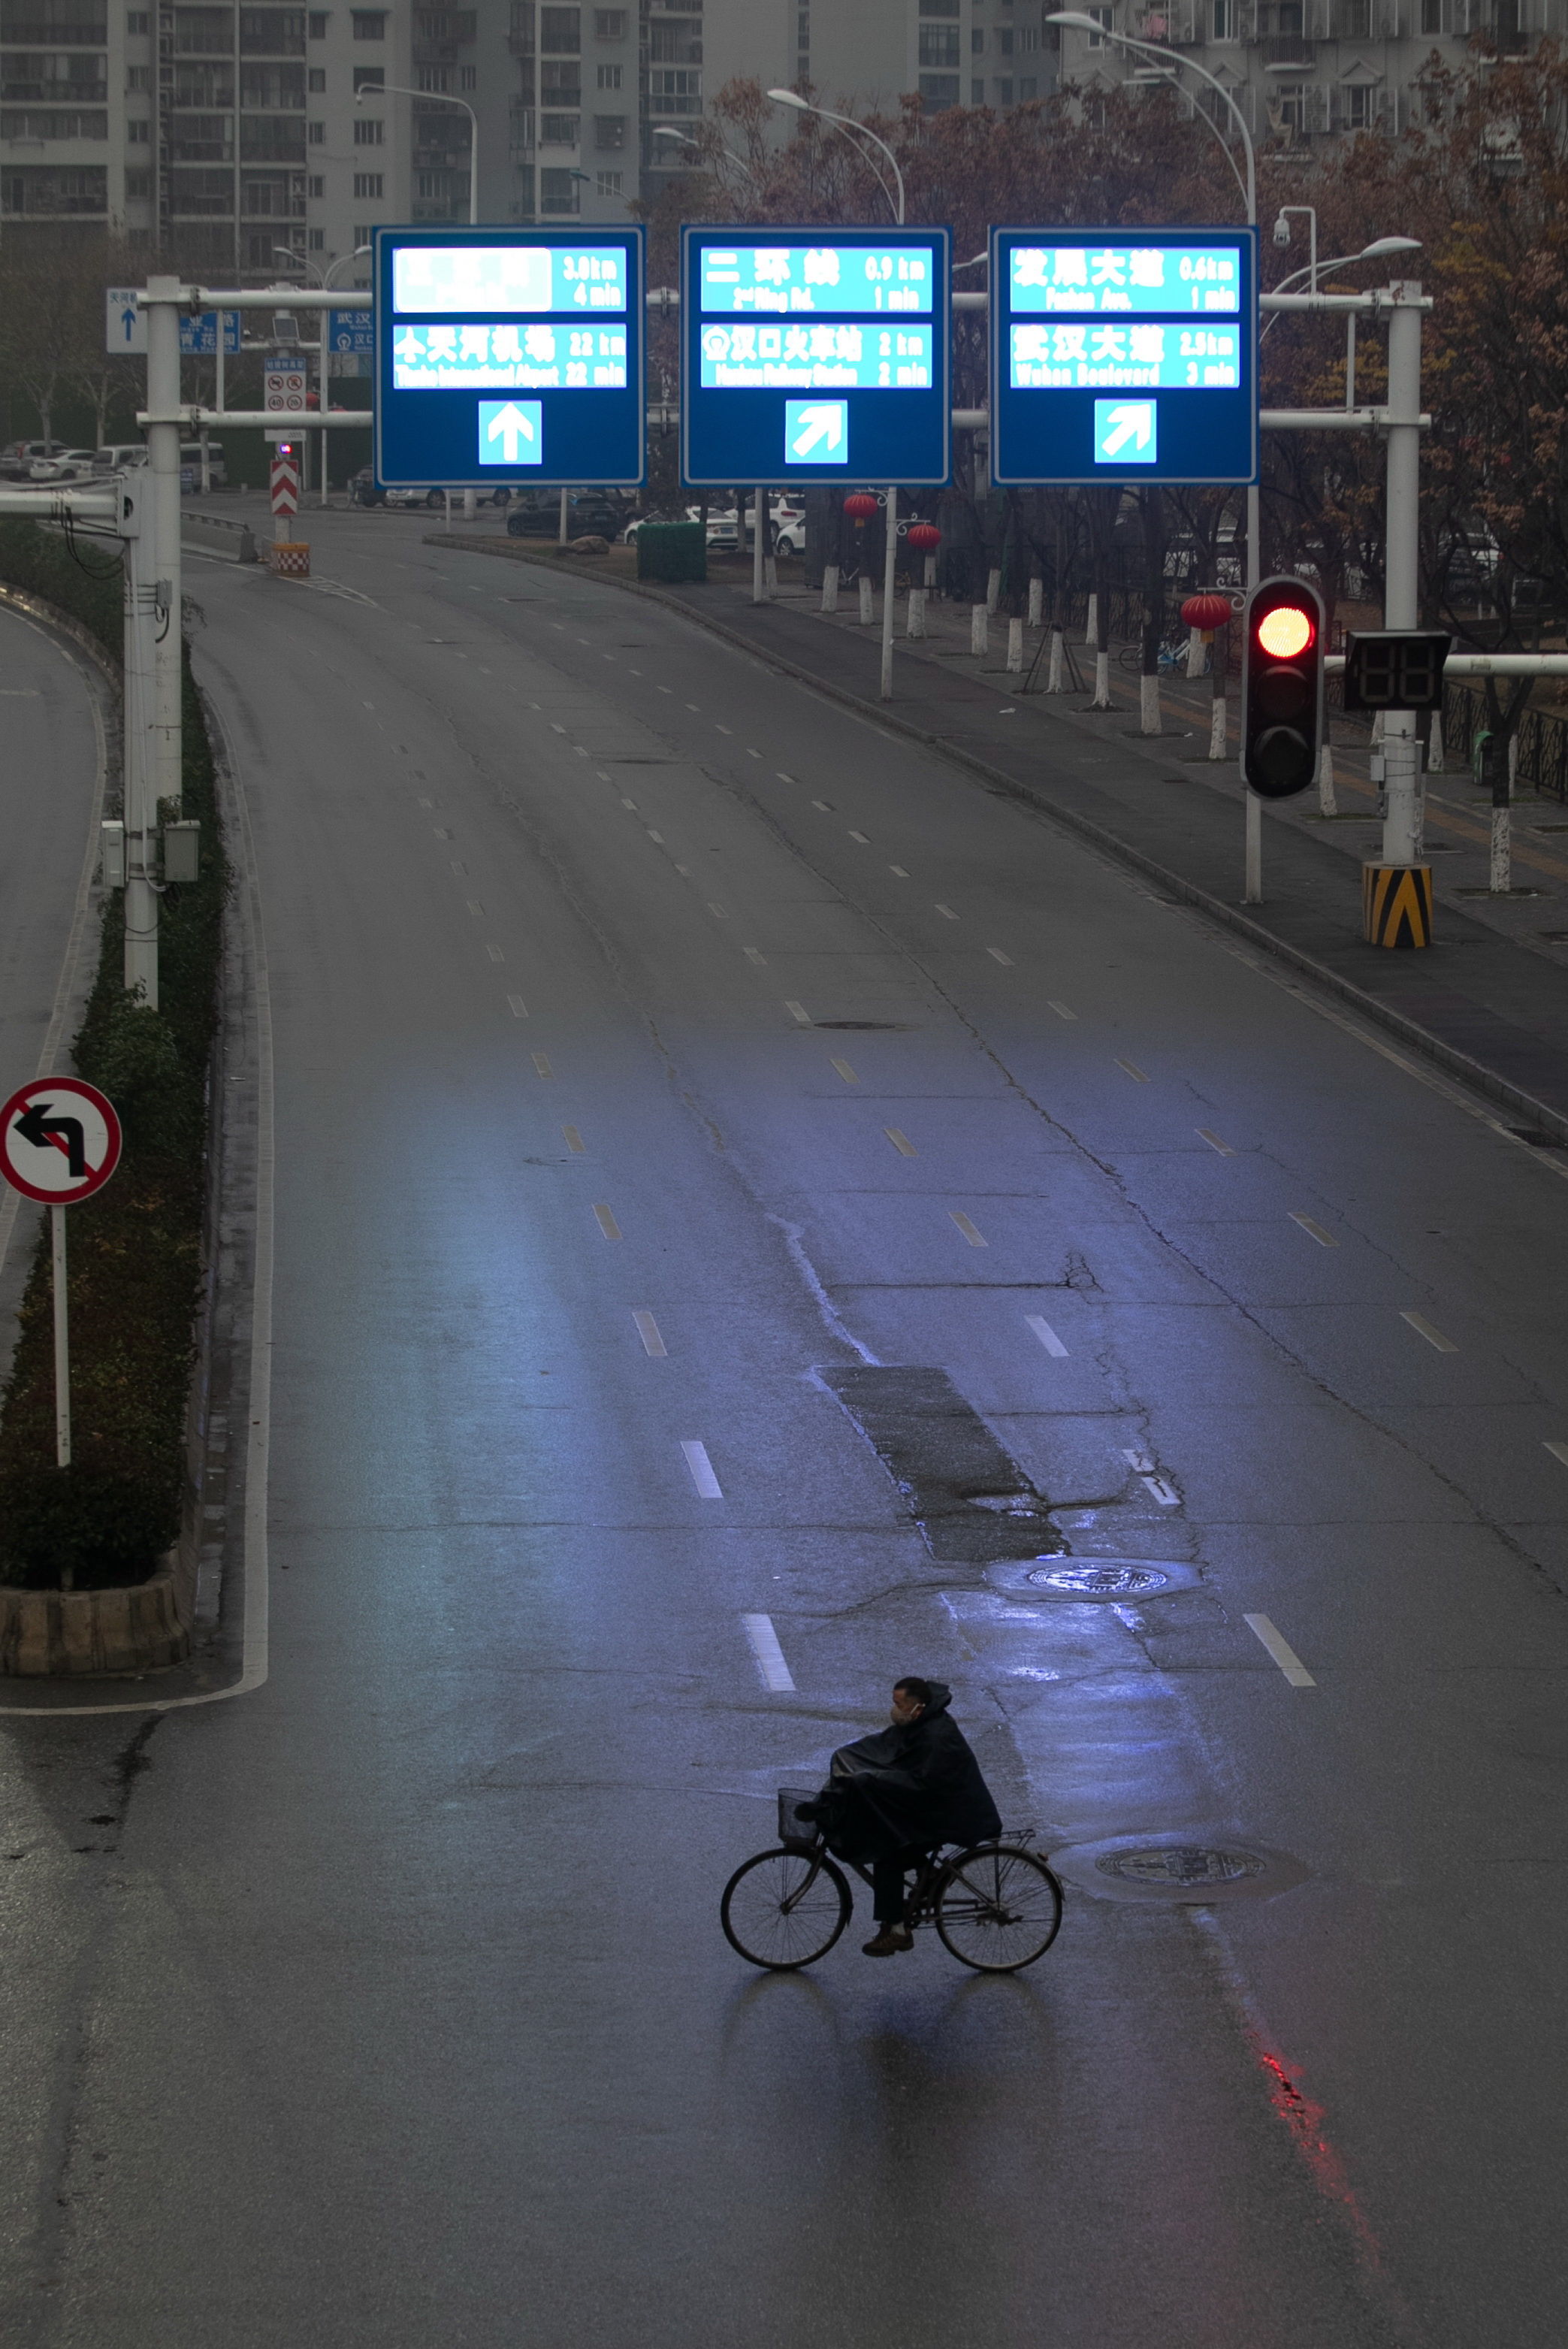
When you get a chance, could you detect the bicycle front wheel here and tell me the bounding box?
[935,1845,1062,1972]
[721,1848,851,1970]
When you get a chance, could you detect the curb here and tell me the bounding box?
[424,531,1568,1147]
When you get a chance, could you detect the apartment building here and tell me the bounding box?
[1,0,1544,271]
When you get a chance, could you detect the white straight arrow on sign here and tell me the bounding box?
[486,402,536,461]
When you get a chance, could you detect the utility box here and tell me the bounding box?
[100,820,125,888]
[636,522,705,584]
[163,820,201,884]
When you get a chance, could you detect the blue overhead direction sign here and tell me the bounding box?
[374,224,646,489]
[329,307,374,355]
[682,223,950,488]
[989,225,1258,488]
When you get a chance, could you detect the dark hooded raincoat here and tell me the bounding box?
[819,1682,1001,1864]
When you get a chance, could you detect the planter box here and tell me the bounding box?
[0,1554,190,1676]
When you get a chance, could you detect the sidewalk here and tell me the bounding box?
[431,526,1568,1141]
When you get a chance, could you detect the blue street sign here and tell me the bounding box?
[179,311,242,355]
[329,307,374,355]
[681,225,950,488]
[989,226,1258,487]
[373,225,645,488]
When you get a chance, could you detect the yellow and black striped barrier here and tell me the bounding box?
[1362,862,1434,949]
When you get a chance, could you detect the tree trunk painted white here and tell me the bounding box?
[1509,733,1518,793]
[765,555,778,596]
[1186,627,1205,679]
[971,605,989,656]
[1047,628,1064,693]
[1028,575,1044,626]
[1428,711,1443,771]
[1007,617,1024,673]
[1140,673,1160,734]
[1208,696,1227,760]
[1084,592,1098,650]
[1092,650,1111,709]
[906,587,925,638]
[1318,741,1338,816]
[1491,803,1511,893]
[859,576,874,624]
[821,564,839,613]
[986,565,1002,614]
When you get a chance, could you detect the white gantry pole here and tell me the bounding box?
[144,277,183,824]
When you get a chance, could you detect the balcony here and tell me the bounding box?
[509,101,534,150]
[1259,30,1317,62]
[2,74,107,96]
[0,16,104,38]
[239,111,304,157]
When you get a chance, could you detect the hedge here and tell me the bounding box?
[0,521,227,1589]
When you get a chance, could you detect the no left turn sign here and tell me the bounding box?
[0,1078,122,1205]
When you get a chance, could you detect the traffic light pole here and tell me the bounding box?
[1379,284,1424,871]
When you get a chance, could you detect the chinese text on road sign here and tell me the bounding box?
[374,227,646,488]
[681,227,951,488]
[988,227,1258,486]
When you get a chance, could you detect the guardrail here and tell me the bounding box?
[181,509,258,564]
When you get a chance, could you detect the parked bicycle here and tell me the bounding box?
[1116,637,1191,673]
[720,1787,1064,1973]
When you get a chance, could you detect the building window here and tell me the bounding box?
[125,62,149,87]
[1273,79,1308,128]
[352,62,383,86]
[419,63,452,86]
[595,167,619,192]
[353,113,382,138]
[995,74,1014,99]
[971,25,983,47]
[1340,80,1375,122]
[918,0,958,12]
[308,116,324,137]
[308,171,324,191]
[593,110,623,144]
[459,63,475,83]
[1337,0,1370,32]
[353,220,373,241]
[308,8,327,30]
[592,6,624,31]
[1020,74,1037,94]
[539,110,578,141]
[1211,0,1236,33]
[539,4,579,47]
[999,26,1014,51]
[917,71,959,102]
[1085,5,1113,43]
[648,66,700,108]
[125,165,151,194]
[1419,0,1443,24]
[309,223,324,245]
[539,164,577,210]
[352,168,382,194]
[126,114,149,138]
[351,8,385,32]
[596,60,621,84]
[127,9,149,26]
[308,63,325,86]
[918,23,959,62]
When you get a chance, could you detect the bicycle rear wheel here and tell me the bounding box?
[721,1848,851,1970]
[935,1845,1062,1972]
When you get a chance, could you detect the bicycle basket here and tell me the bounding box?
[778,1787,825,1849]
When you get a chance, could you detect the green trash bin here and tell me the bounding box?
[636,521,706,584]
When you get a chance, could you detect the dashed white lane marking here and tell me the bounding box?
[786,999,811,1024]
[594,1202,622,1240]
[1116,1059,1150,1082]
[832,1058,857,1083]
[597,771,612,781]
[811,799,833,812]
[648,829,665,844]
[563,1125,585,1153]
[1545,1441,1568,1471]
[849,829,870,844]
[467,901,484,917]
[1401,1311,1458,1353]
[657,685,672,694]
[987,947,1014,966]
[885,1128,917,1156]
[1198,1128,1234,1154]
[744,946,766,965]
[1122,1447,1180,1505]
[486,943,505,963]
[1026,1314,1068,1357]
[950,1211,987,1247]
[432,827,451,839]
[507,995,528,1017]
[1245,1613,1317,1688]
[777,771,796,783]
[684,701,700,711]
[633,1309,667,1358]
[451,860,467,877]
[708,902,728,918]
[551,722,566,734]
[1047,1000,1076,1020]
[748,748,762,759]
[675,864,690,875]
[622,796,637,808]
[1289,1213,1338,1247]
[715,722,733,734]
[935,902,958,921]
[681,1439,723,1499]
[890,865,910,878]
[533,1051,554,1077]
[742,1613,795,1691]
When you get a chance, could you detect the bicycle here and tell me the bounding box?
[720,1787,1064,1973]
[1116,638,1190,673]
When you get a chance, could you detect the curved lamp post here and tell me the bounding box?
[361,83,477,225]
[765,86,905,223]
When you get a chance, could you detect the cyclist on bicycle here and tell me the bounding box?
[814,1678,1002,1958]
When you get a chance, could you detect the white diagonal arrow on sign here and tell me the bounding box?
[790,402,844,459]
[1100,402,1154,458]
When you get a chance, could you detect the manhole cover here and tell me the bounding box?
[1097,1844,1266,1887]
[1028,1562,1171,1595]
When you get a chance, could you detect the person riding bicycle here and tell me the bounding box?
[811,1678,1002,1958]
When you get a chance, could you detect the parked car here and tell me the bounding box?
[621,509,692,543]
[348,468,510,509]
[506,492,627,539]
[29,448,98,482]
[0,440,65,480]
[92,443,147,474]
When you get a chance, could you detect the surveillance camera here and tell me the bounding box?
[1272,216,1292,247]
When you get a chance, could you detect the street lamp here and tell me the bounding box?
[1045,14,1254,224]
[766,86,905,223]
[651,124,760,194]
[361,83,478,225]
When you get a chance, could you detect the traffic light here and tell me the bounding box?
[1241,576,1326,799]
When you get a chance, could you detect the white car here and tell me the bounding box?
[29,448,97,482]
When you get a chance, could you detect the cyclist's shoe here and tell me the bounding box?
[862,1925,914,1956]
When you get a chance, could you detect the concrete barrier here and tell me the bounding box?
[0,1555,190,1676]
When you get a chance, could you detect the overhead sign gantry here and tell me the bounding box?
[988,225,1258,486]
[680,225,952,487]
[373,225,647,488]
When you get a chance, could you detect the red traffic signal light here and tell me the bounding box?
[1241,576,1325,800]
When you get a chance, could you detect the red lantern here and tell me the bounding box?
[906,521,941,552]
[1180,591,1235,633]
[843,491,880,522]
